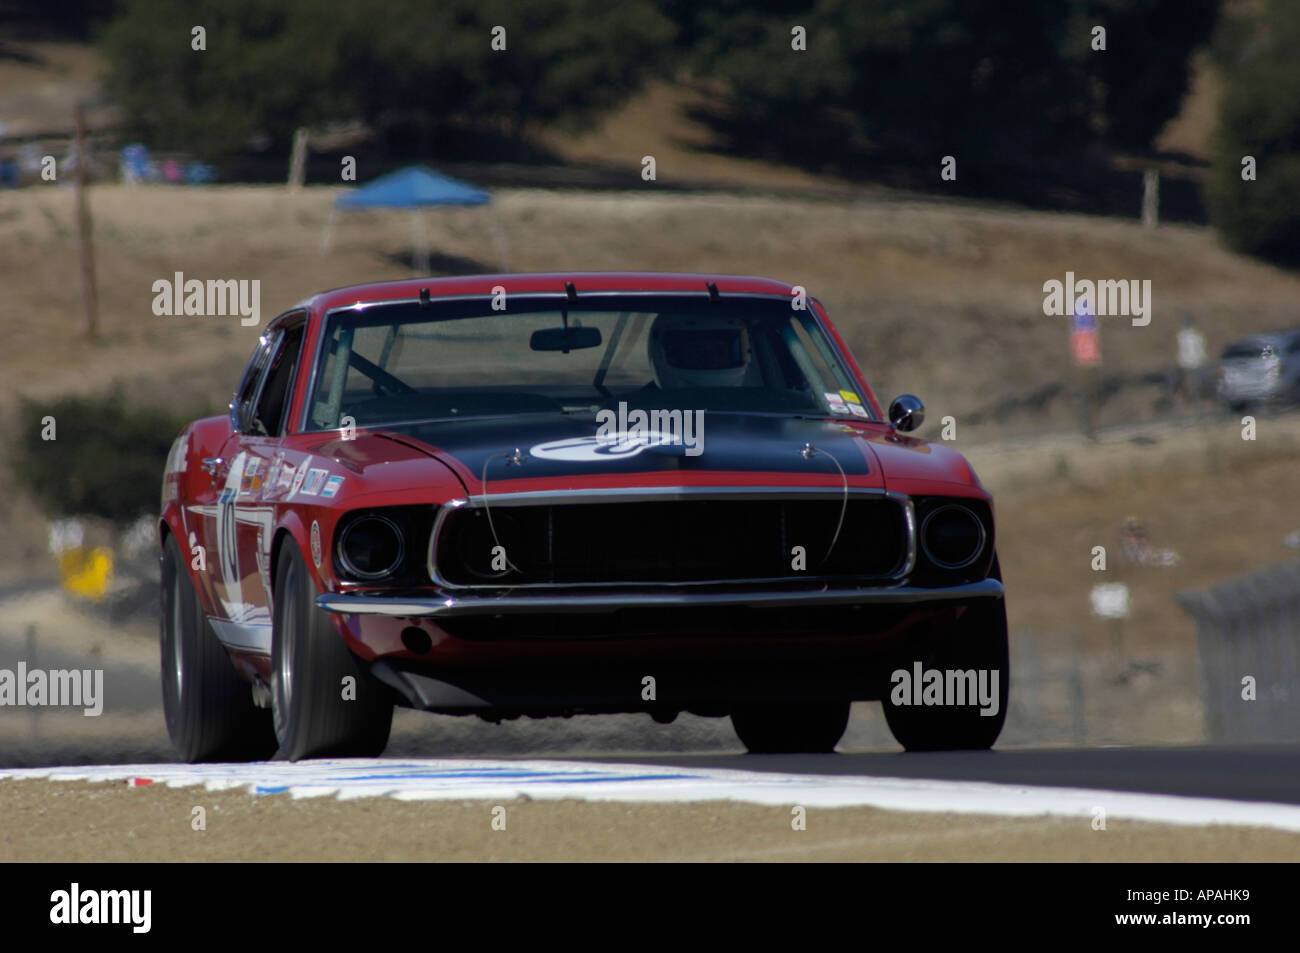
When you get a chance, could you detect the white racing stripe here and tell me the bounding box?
[3,759,1300,832]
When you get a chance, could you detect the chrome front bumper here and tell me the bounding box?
[316,579,1004,618]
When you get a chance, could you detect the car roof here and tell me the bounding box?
[298,272,799,315]
[1229,329,1300,342]
[1222,329,1300,349]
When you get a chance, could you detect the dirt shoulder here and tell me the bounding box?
[2,779,1295,862]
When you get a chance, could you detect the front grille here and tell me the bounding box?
[432,496,908,587]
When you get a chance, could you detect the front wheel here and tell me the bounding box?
[731,702,850,754]
[160,534,276,762]
[271,544,393,760]
[881,558,1009,752]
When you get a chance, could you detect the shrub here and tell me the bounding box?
[13,388,188,526]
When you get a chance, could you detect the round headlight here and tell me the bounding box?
[920,504,985,570]
[338,515,405,580]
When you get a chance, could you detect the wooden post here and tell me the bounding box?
[288,127,308,191]
[1141,168,1159,228]
[411,211,429,273]
[26,624,39,740]
[1081,365,1098,440]
[74,102,98,343]
[490,204,509,271]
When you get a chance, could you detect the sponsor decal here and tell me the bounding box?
[240,457,263,494]
[827,389,868,417]
[594,401,704,457]
[265,452,285,492]
[310,521,322,568]
[301,468,328,496]
[288,464,308,498]
[321,475,344,498]
[214,452,247,620]
[824,392,850,415]
[532,433,682,462]
[531,401,706,461]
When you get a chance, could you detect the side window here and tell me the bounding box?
[251,324,305,436]
[233,335,275,433]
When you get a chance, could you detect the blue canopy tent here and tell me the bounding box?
[323,165,506,272]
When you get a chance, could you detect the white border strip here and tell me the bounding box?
[3,759,1300,832]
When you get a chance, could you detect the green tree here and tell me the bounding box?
[101,0,347,157]
[100,0,673,158]
[1207,0,1300,265]
[1082,0,1219,152]
[666,0,1218,166]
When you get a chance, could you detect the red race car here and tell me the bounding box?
[159,273,1007,761]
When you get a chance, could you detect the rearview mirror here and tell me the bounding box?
[530,326,602,352]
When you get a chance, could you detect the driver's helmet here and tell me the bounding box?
[648,313,753,390]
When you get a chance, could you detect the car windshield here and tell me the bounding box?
[303,295,871,429]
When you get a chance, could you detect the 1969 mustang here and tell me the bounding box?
[159,273,1008,761]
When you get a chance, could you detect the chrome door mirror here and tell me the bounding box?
[889,394,925,432]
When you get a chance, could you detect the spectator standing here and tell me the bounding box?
[1176,312,1207,404]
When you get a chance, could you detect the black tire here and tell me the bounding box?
[160,534,276,762]
[731,701,850,754]
[271,543,392,760]
[881,556,1009,752]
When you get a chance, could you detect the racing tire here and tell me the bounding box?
[160,534,276,762]
[271,543,393,760]
[881,555,1009,752]
[731,701,850,754]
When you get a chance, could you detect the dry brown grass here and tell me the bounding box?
[2,184,1299,591]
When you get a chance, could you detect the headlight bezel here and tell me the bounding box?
[334,512,407,582]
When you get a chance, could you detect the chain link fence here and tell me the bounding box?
[1176,561,1300,743]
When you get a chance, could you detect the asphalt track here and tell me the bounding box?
[615,745,1300,806]
[5,746,1299,809]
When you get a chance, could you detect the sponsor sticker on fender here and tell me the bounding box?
[301,468,327,496]
[288,464,307,498]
